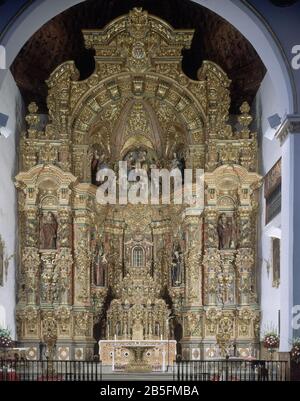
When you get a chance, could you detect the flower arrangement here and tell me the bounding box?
[263,332,280,349]
[290,338,300,363]
[0,327,14,348]
[261,324,280,350]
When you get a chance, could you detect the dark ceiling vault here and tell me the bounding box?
[11,0,266,114]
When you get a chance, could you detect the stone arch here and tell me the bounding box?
[15,164,77,190]
[112,99,164,159]
[67,72,206,147]
[206,164,262,188]
[0,0,295,114]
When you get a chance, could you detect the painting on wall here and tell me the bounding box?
[272,237,280,288]
[264,159,281,224]
[0,235,4,287]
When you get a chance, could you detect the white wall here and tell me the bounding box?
[255,72,282,337]
[0,70,23,338]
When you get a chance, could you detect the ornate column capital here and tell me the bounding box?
[276,114,300,144]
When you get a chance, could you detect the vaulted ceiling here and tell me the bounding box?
[11,0,266,114]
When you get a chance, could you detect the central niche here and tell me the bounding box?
[132,246,144,268]
[119,101,162,157]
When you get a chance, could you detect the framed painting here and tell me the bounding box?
[0,235,4,287]
[272,237,280,288]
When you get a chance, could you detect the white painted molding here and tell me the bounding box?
[264,214,281,238]
[0,305,6,328]
[276,114,300,144]
[264,127,277,141]
[265,225,281,239]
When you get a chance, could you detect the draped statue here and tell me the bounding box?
[217,213,235,250]
[171,244,184,286]
[40,212,58,249]
[91,149,108,186]
[94,243,107,287]
[170,152,185,182]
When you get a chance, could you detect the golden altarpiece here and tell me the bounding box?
[15,9,261,364]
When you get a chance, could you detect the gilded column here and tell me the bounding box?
[73,210,91,306]
[184,214,202,307]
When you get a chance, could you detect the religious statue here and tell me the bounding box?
[137,150,147,170]
[40,212,58,249]
[91,149,101,185]
[91,148,107,186]
[25,271,36,304]
[51,268,59,303]
[171,244,183,286]
[41,269,52,302]
[154,322,160,337]
[59,266,70,304]
[217,213,235,250]
[126,149,150,172]
[170,152,185,182]
[127,151,136,172]
[115,321,122,337]
[94,243,107,287]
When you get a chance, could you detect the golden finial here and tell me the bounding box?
[28,102,38,114]
[238,101,252,138]
[25,102,40,138]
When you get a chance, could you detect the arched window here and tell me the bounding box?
[132,246,144,267]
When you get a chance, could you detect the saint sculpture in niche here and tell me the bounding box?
[40,212,58,249]
[94,242,107,287]
[217,213,236,250]
[91,148,108,186]
[171,244,184,286]
[171,152,185,182]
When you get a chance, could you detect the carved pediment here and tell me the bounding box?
[83,7,194,72]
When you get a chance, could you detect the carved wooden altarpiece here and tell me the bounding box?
[15,8,261,362]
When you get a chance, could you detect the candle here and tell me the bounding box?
[161,334,163,340]
[114,334,117,341]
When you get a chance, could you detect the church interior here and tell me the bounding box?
[0,0,299,380]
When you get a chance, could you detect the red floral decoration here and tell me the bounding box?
[263,333,279,349]
[291,341,300,363]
